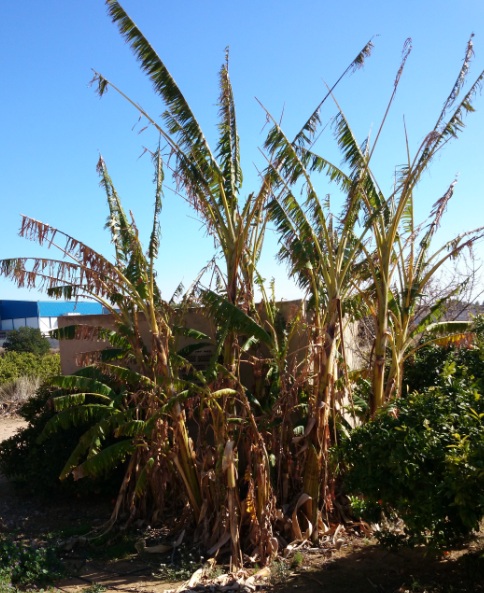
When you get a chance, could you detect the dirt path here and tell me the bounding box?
[0,414,27,489]
[0,414,27,441]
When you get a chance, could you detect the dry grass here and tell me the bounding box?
[0,376,40,407]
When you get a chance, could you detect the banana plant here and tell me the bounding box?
[94,2,261,313]
[93,0,375,557]
[313,36,484,415]
[262,109,368,539]
[367,36,484,413]
[94,1,373,362]
[0,154,204,528]
[91,7,269,550]
[383,180,484,399]
[261,40,484,537]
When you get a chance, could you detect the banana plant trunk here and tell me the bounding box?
[155,328,204,523]
[303,300,339,543]
[384,349,405,401]
[371,303,389,416]
[171,401,203,522]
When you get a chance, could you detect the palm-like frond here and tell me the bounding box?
[176,341,212,360]
[409,287,463,338]
[72,440,135,480]
[98,155,136,266]
[114,419,151,438]
[1,217,131,306]
[104,0,220,179]
[399,39,484,196]
[420,320,472,343]
[98,163,162,343]
[200,289,272,346]
[267,192,321,294]
[39,404,116,442]
[331,110,385,222]
[292,39,374,152]
[94,363,157,390]
[436,35,477,133]
[49,375,115,400]
[417,228,484,289]
[148,147,164,264]
[58,413,125,479]
[172,325,210,341]
[217,49,242,209]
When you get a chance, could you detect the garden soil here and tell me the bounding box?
[1,412,483,593]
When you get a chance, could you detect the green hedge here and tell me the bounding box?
[339,370,484,549]
[0,351,61,384]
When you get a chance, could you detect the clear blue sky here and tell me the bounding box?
[2,0,484,302]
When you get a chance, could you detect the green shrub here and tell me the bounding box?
[0,385,85,494]
[339,371,484,549]
[0,383,124,498]
[0,351,60,385]
[403,315,484,395]
[0,533,63,588]
[3,327,50,355]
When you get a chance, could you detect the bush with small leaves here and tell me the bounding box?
[0,351,60,385]
[403,314,484,395]
[3,327,50,355]
[0,383,124,497]
[339,368,484,550]
[0,533,63,588]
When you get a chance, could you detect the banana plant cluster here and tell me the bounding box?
[1,0,483,566]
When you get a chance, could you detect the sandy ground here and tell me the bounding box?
[0,415,27,442]
[0,415,27,489]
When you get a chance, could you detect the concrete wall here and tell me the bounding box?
[58,314,117,375]
[57,301,361,384]
[58,309,219,376]
[57,301,310,378]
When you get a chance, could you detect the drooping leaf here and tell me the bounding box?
[38,404,116,443]
[49,375,115,399]
[200,289,272,346]
[72,439,135,480]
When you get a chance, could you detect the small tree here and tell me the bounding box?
[3,327,50,356]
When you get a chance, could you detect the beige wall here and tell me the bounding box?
[58,314,117,375]
[58,301,360,380]
[58,309,218,376]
